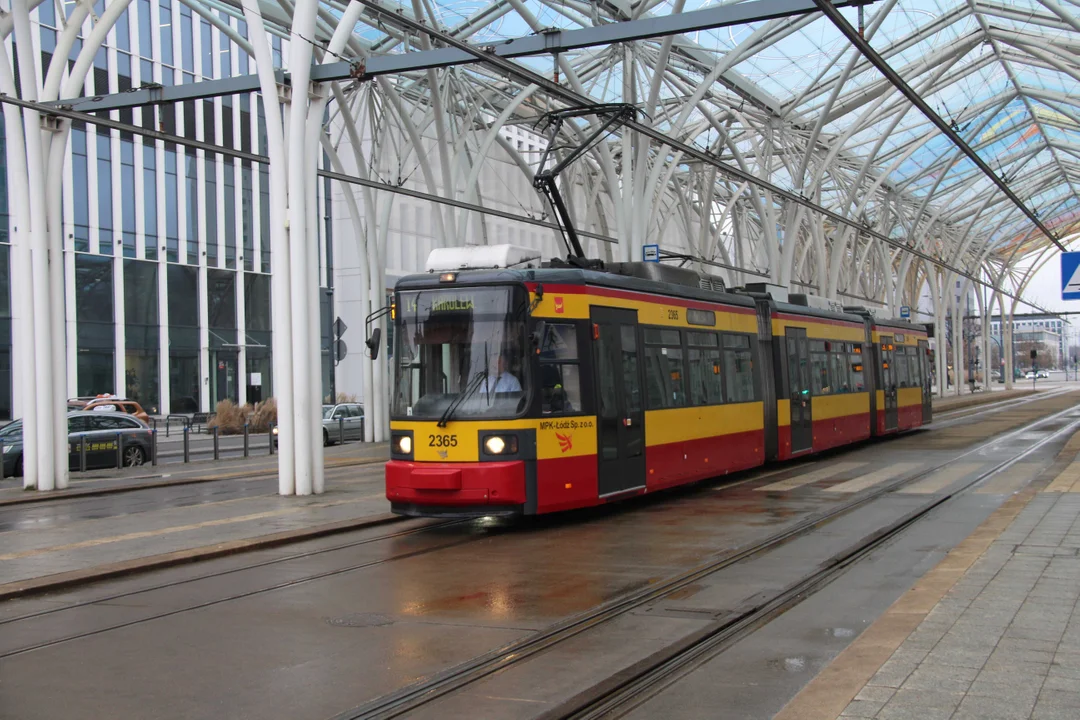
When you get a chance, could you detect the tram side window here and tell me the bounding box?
[895,348,911,387]
[850,350,866,391]
[644,328,686,408]
[723,334,756,403]
[829,346,851,393]
[810,340,831,395]
[687,331,724,406]
[537,321,581,414]
[906,348,922,388]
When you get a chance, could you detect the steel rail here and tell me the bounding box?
[335,393,1080,719]
[0,517,477,658]
[552,407,1080,719]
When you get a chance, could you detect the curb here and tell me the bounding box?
[0,511,402,601]
[931,389,1035,413]
[0,456,388,507]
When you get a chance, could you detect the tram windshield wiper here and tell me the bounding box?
[437,369,489,428]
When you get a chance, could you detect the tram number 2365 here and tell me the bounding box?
[428,434,458,448]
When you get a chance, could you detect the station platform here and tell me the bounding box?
[1,385,1078,720]
[775,439,1080,720]
[0,441,391,598]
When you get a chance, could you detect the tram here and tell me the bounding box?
[384,246,932,517]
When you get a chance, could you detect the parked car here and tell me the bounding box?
[68,395,151,423]
[1,411,153,476]
[1025,371,1037,379]
[1037,370,1050,379]
[271,403,365,447]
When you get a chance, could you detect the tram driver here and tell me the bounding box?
[480,351,522,394]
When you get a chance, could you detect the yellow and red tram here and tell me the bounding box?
[385,255,932,517]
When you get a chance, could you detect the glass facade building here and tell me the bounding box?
[0,5,334,418]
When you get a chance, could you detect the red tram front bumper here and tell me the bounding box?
[385,460,527,511]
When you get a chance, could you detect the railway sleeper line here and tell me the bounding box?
[338,399,1080,720]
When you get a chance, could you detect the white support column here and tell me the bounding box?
[13,0,55,490]
[244,1,295,495]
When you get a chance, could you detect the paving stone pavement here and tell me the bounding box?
[837,492,1080,720]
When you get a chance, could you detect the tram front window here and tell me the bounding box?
[393,287,528,420]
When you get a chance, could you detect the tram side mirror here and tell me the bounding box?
[366,328,382,361]
[531,330,543,355]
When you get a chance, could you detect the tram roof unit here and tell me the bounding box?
[404,246,928,334]
[397,263,755,310]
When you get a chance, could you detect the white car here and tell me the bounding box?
[1037,370,1049,379]
[1025,371,1037,379]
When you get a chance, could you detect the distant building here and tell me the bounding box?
[989,315,1069,368]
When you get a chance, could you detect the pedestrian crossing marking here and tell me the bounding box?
[756,462,867,492]
[824,463,921,493]
[976,463,1041,494]
[898,463,985,494]
[1044,459,1080,493]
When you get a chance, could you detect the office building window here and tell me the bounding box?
[75,254,115,395]
[205,155,218,267]
[242,162,253,271]
[73,127,90,251]
[120,138,136,257]
[96,131,114,255]
[224,161,236,268]
[124,259,159,409]
[185,148,198,264]
[143,143,158,260]
[164,146,179,262]
[168,264,199,411]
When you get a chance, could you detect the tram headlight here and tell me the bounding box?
[483,435,518,456]
[393,434,412,455]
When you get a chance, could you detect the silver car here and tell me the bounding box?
[322,403,364,445]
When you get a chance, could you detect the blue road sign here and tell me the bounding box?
[899,305,910,319]
[1062,252,1080,300]
[642,244,660,263]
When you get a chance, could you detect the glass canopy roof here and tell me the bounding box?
[229,0,1079,266]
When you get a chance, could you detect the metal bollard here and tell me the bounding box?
[166,418,170,438]
[151,429,158,466]
[116,432,124,469]
[269,424,275,455]
[243,423,250,457]
[0,438,4,480]
[212,425,220,461]
[183,426,190,463]
[80,434,87,472]
[339,416,345,444]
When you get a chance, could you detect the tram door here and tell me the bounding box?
[591,307,646,497]
[881,336,899,431]
[785,328,813,455]
[918,339,933,423]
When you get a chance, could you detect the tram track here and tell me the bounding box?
[931,386,1067,424]
[334,397,1080,720]
[0,518,471,657]
[2,392,1075,678]
[545,408,1080,720]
